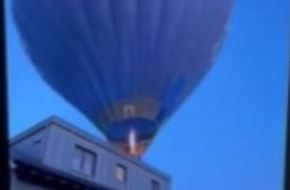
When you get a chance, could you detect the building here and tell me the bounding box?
[10,116,171,190]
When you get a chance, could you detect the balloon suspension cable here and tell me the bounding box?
[128,129,137,156]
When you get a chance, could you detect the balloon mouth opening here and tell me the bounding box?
[110,139,151,158]
[105,118,158,142]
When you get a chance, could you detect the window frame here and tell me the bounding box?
[115,163,128,184]
[72,145,97,177]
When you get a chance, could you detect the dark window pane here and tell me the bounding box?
[151,180,160,190]
[72,145,96,177]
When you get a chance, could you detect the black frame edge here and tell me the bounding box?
[0,0,10,189]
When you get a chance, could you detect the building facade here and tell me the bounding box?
[10,116,171,190]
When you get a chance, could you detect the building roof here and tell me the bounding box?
[10,116,171,182]
[11,149,115,190]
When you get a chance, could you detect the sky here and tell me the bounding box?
[5,0,290,190]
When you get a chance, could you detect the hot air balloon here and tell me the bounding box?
[12,0,233,157]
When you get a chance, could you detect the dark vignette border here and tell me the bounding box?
[0,0,10,190]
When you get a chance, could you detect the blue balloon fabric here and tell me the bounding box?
[12,0,233,156]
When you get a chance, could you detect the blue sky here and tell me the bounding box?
[5,0,290,190]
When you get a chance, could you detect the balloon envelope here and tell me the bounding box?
[12,0,233,156]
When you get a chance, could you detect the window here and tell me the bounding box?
[151,180,160,190]
[72,145,96,177]
[115,164,127,183]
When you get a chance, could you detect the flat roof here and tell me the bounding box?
[10,116,171,182]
